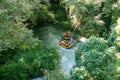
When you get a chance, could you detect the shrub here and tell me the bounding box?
[0,0,40,52]
[45,70,67,80]
[107,18,120,51]
[115,60,120,79]
[71,37,118,80]
[61,0,120,38]
[113,18,120,51]
[0,48,17,65]
[0,45,59,80]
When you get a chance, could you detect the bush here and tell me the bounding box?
[113,18,120,51]
[45,70,67,80]
[0,0,40,52]
[71,37,118,80]
[107,18,120,51]
[0,45,59,80]
[0,48,17,65]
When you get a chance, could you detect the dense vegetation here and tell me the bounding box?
[1,0,120,80]
[71,37,117,80]
[0,45,59,80]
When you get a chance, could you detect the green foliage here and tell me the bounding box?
[1,0,120,80]
[115,18,120,35]
[0,48,17,65]
[61,0,105,37]
[71,36,118,80]
[0,61,30,80]
[0,0,40,52]
[107,24,117,46]
[46,70,67,80]
[109,1,120,24]
[61,0,120,37]
[108,18,120,51]
[108,31,116,46]
[28,0,72,31]
[29,3,55,27]
[115,60,120,79]
[0,45,59,80]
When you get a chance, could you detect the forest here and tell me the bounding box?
[0,0,120,80]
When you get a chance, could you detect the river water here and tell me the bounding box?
[32,26,76,80]
[59,47,75,77]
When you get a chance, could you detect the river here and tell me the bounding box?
[32,26,76,80]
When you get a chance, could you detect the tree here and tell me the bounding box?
[71,37,118,80]
[61,0,120,37]
[0,0,40,52]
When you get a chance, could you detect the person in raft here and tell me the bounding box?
[63,31,71,39]
[59,40,72,48]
